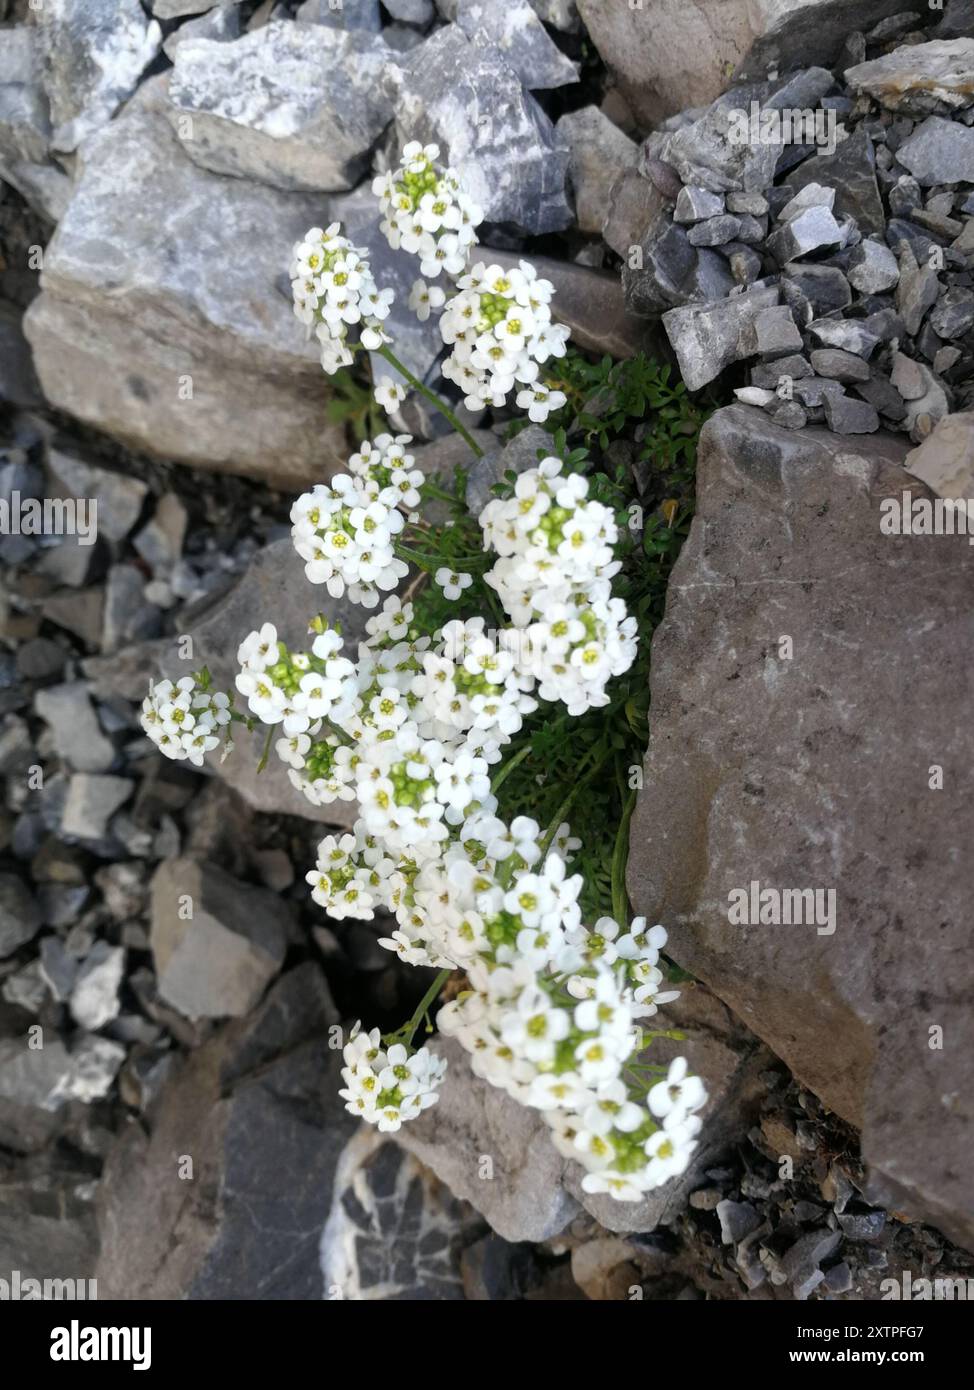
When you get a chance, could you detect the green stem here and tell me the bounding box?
[377,345,484,458]
[490,740,534,794]
[384,967,452,1050]
[256,724,274,773]
[610,785,637,926]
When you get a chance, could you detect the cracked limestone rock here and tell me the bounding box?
[22,79,345,487]
[845,38,974,116]
[556,106,637,236]
[384,24,572,234]
[662,284,780,391]
[166,20,393,192]
[456,0,579,90]
[36,0,162,153]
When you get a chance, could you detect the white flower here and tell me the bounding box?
[516,383,567,423]
[375,377,407,414]
[290,223,393,375]
[408,278,446,322]
[648,1057,708,1120]
[434,567,473,601]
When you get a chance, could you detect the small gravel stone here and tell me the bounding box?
[823,392,880,433]
[810,348,872,382]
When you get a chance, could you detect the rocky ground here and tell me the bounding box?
[2,0,974,1300]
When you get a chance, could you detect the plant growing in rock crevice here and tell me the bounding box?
[141,142,707,1202]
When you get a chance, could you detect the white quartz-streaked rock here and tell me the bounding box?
[166,20,393,192]
[845,38,974,116]
[36,0,162,153]
[22,80,346,486]
[456,0,579,89]
[384,24,572,234]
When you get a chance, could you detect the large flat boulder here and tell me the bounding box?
[22,78,344,488]
[628,405,974,1250]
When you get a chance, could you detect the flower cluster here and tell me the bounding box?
[480,456,639,714]
[141,145,710,1184]
[290,223,394,374]
[441,261,570,416]
[290,435,421,607]
[372,141,482,279]
[141,675,232,766]
[339,1025,446,1132]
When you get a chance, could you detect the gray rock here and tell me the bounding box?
[39,936,80,1002]
[385,0,435,21]
[46,450,148,544]
[687,214,742,247]
[853,372,908,422]
[321,1130,484,1299]
[625,218,735,316]
[889,175,922,218]
[662,284,780,391]
[771,400,809,429]
[750,353,812,389]
[457,0,578,89]
[628,404,974,1250]
[810,348,872,382]
[556,106,636,236]
[782,1229,843,1300]
[0,873,42,958]
[837,1208,886,1240]
[786,129,886,238]
[133,495,187,578]
[895,241,942,335]
[659,96,784,195]
[102,565,161,653]
[808,317,882,358]
[36,0,162,153]
[16,639,67,682]
[70,942,125,1031]
[778,183,836,222]
[898,115,974,184]
[150,857,288,1019]
[848,238,900,293]
[846,38,974,116]
[0,27,50,167]
[23,81,346,488]
[385,25,571,234]
[602,168,665,259]
[0,1033,124,1113]
[726,191,768,216]
[716,1198,761,1244]
[728,246,763,286]
[151,0,214,15]
[34,682,115,774]
[674,186,725,224]
[167,21,393,193]
[767,206,845,263]
[823,391,881,433]
[753,305,803,358]
[162,4,242,60]
[61,773,133,840]
[782,264,852,317]
[394,1036,581,1242]
[2,960,48,1014]
[95,965,355,1298]
[930,286,974,337]
[296,0,382,28]
[892,350,932,401]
